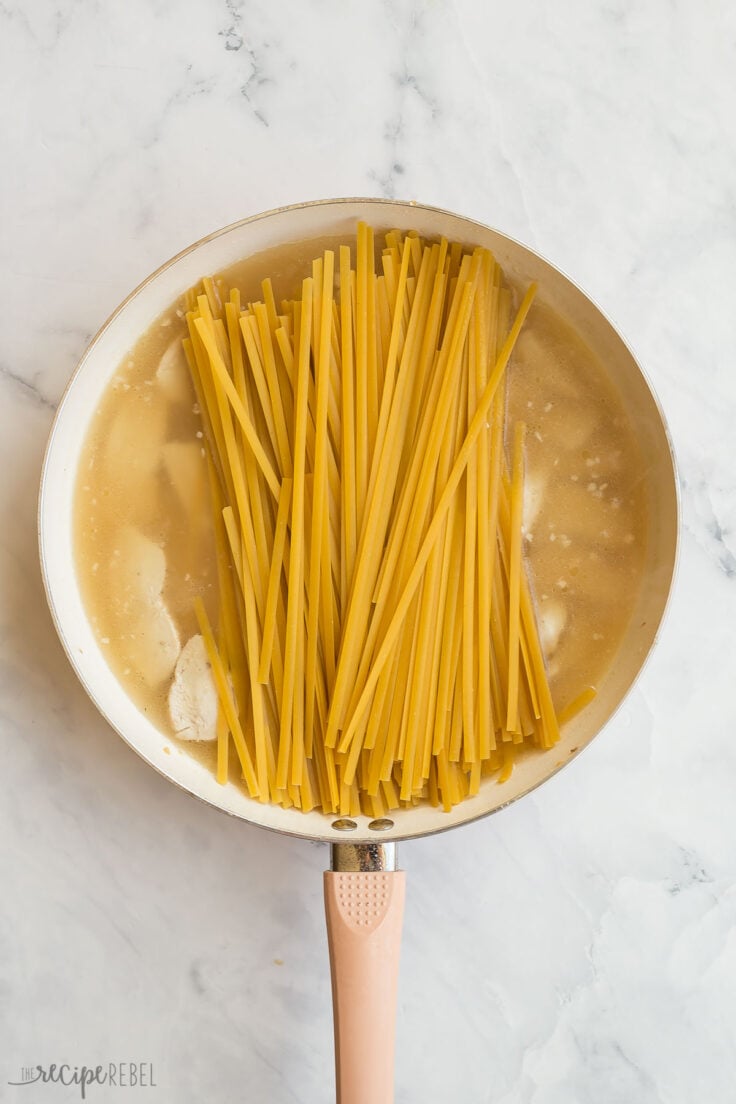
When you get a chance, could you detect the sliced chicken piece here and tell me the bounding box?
[109,528,181,685]
[543,403,599,452]
[156,339,193,405]
[105,399,167,486]
[538,599,567,656]
[541,482,636,548]
[128,603,181,686]
[162,441,207,518]
[523,470,547,532]
[168,634,218,741]
[116,526,167,601]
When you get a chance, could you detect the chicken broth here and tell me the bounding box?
[74,235,647,796]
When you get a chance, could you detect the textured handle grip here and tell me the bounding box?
[324,870,406,1104]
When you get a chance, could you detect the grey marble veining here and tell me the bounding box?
[2,1,735,1101]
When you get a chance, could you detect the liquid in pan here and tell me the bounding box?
[74,226,647,815]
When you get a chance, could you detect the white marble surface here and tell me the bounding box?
[1,1,735,1100]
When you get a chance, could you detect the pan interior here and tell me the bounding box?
[39,199,678,843]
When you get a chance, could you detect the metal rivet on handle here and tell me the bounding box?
[331,818,358,832]
[368,818,394,832]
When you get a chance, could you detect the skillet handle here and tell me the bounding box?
[324,844,405,1104]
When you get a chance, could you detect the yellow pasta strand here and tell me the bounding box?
[194,597,259,797]
[506,422,525,733]
[355,222,370,532]
[215,707,229,786]
[258,477,292,683]
[339,245,358,603]
[305,252,335,747]
[179,230,568,815]
[327,251,475,749]
[194,318,280,499]
[277,277,313,790]
[558,686,597,726]
[336,256,482,742]
[339,283,538,758]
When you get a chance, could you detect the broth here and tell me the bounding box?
[74,235,647,790]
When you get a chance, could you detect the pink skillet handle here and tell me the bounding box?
[324,869,406,1104]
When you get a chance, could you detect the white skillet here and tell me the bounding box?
[39,198,678,1103]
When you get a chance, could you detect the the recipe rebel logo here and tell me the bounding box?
[8,1062,157,1098]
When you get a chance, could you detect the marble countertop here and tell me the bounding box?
[2,2,735,1101]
